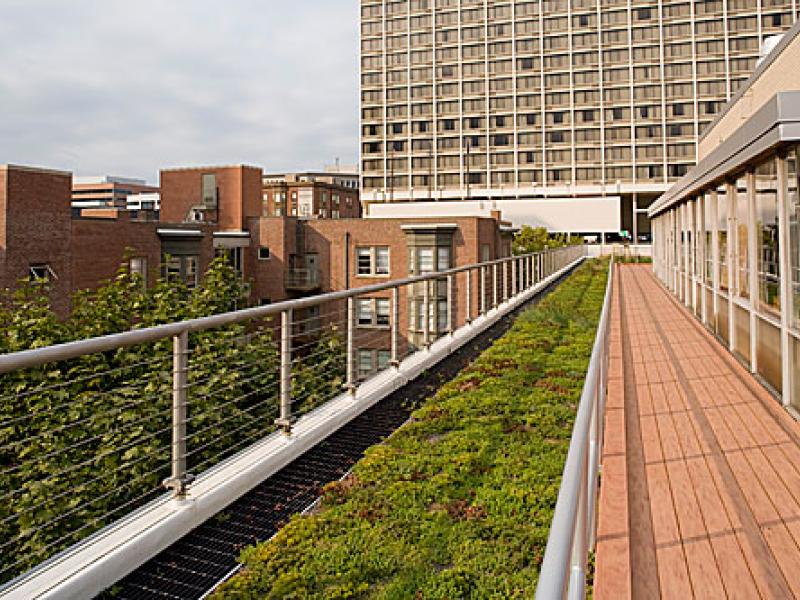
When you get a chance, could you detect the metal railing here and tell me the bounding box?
[0,245,586,591]
[535,257,615,600]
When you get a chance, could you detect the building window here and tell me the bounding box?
[130,257,147,287]
[495,116,505,127]
[670,164,688,177]
[579,14,589,26]
[673,103,685,116]
[29,264,55,282]
[258,246,271,260]
[418,248,435,273]
[392,141,405,152]
[612,107,623,120]
[357,348,392,378]
[356,246,390,276]
[357,298,391,328]
[553,112,564,124]
[164,255,199,288]
[520,57,534,70]
[469,117,481,129]
[637,7,651,19]
[493,134,509,146]
[358,349,374,378]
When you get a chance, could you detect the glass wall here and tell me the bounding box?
[719,190,729,292]
[755,159,781,314]
[735,176,750,300]
[790,149,800,331]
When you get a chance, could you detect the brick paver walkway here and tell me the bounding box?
[595,264,800,599]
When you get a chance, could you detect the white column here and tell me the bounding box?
[727,181,737,354]
[747,169,759,374]
[711,189,720,331]
[777,154,793,406]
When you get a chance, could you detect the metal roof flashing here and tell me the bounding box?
[649,91,800,217]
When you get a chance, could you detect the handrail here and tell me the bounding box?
[535,257,614,600]
[0,245,589,599]
[0,248,576,375]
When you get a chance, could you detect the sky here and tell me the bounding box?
[0,1,360,184]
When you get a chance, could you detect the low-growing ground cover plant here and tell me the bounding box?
[214,259,609,599]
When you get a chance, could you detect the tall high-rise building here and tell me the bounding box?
[359,0,798,239]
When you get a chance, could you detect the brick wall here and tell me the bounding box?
[70,214,162,292]
[0,166,73,314]
[160,165,263,231]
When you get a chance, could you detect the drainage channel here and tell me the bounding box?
[101,272,572,600]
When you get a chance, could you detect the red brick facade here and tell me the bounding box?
[0,166,73,314]
[2,163,514,328]
[160,165,263,231]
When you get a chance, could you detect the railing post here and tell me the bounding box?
[492,263,498,308]
[391,286,400,368]
[480,266,487,315]
[346,296,356,393]
[276,309,294,434]
[466,269,473,324]
[447,273,455,335]
[503,260,509,302]
[512,257,518,297]
[164,329,192,497]
[423,280,431,348]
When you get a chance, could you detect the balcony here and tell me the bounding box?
[284,267,321,291]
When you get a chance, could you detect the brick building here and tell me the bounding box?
[0,165,74,314]
[2,162,514,346]
[0,164,214,316]
[262,171,361,219]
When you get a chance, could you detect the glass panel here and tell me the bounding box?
[375,247,390,274]
[756,317,782,393]
[735,176,749,299]
[437,299,449,332]
[792,335,800,410]
[755,158,781,315]
[358,350,373,377]
[718,296,730,342]
[705,192,714,281]
[418,248,434,273]
[437,247,451,271]
[357,299,373,325]
[705,287,714,328]
[719,191,729,291]
[376,299,390,326]
[734,304,750,363]
[357,248,372,275]
[789,149,800,330]
[377,350,391,370]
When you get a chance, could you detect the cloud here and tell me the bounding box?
[0,0,360,183]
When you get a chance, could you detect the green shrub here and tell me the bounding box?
[0,257,344,583]
[214,259,609,599]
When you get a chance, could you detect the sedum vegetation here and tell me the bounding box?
[214,259,609,599]
[0,257,344,583]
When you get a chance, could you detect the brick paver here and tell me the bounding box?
[595,264,800,599]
